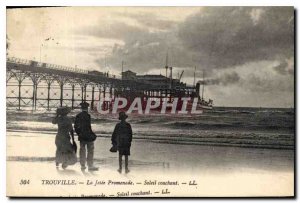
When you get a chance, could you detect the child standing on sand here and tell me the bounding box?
[111,112,132,173]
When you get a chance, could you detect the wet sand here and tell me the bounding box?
[6,131,294,197]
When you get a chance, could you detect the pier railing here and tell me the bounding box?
[7,57,89,74]
[6,57,123,79]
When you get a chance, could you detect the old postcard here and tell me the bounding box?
[6,6,294,197]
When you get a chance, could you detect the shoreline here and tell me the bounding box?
[7,133,294,172]
[7,129,294,150]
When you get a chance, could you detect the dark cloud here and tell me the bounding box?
[79,7,294,76]
[244,73,294,93]
[178,7,294,70]
[76,20,178,73]
[74,7,294,107]
[7,7,294,107]
[95,31,178,73]
[202,71,240,86]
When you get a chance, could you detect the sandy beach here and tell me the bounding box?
[7,130,294,197]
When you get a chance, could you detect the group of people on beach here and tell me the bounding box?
[52,102,132,173]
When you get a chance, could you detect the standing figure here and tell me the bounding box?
[112,112,132,173]
[74,102,98,171]
[52,107,77,169]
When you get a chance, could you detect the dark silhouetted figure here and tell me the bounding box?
[52,107,77,169]
[112,112,132,173]
[74,102,98,171]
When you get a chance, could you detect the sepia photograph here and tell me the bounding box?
[6,6,294,197]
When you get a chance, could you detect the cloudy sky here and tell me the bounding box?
[7,7,294,108]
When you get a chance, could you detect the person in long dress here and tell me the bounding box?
[111,112,132,173]
[52,107,77,169]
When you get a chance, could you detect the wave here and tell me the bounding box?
[211,110,256,114]
[165,121,197,127]
[164,122,244,129]
[7,128,294,150]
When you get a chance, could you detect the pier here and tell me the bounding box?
[6,57,197,110]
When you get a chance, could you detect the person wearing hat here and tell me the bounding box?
[74,102,98,171]
[111,111,132,173]
[52,106,77,169]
